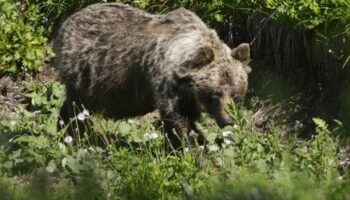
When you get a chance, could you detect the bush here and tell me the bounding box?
[267,0,350,32]
[0,0,49,76]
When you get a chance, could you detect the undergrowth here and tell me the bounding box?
[0,81,349,199]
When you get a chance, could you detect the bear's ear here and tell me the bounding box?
[183,46,215,69]
[231,43,250,63]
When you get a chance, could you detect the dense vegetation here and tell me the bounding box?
[1,81,349,199]
[0,0,349,199]
[2,0,350,75]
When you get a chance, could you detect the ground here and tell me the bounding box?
[0,61,57,121]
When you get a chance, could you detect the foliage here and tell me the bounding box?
[0,81,349,199]
[1,0,350,76]
[266,0,350,67]
[267,0,350,33]
[0,0,49,76]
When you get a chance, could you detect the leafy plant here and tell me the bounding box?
[0,0,49,75]
[2,81,349,199]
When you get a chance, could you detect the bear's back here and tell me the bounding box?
[54,3,154,51]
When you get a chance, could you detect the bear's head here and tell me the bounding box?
[169,33,251,127]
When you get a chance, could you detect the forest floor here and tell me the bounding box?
[0,61,57,120]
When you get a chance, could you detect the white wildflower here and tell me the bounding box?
[144,132,159,140]
[10,120,17,126]
[207,144,220,153]
[82,109,90,116]
[64,136,73,144]
[222,130,234,137]
[339,160,347,166]
[45,162,56,173]
[58,143,66,151]
[189,130,196,136]
[150,132,159,139]
[76,109,90,121]
[79,148,88,154]
[61,157,67,168]
[59,120,65,126]
[134,0,140,3]
[184,147,190,152]
[77,113,85,121]
[46,166,55,173]
[144,133,150,139]
[233,124,238,129]
[224,139,232,145]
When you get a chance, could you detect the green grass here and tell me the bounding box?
[0,81,349,199]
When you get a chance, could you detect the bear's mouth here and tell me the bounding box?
[214,115,234,128]
[197,91,234,128]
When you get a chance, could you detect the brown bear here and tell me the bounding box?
[53,3,251,149]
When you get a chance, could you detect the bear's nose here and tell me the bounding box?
[217,118,234,128]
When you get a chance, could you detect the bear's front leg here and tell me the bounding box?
[158,98,201,151]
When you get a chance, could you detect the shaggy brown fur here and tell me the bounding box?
[53,3,251,149]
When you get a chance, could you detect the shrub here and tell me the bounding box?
[0,0,49,76]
